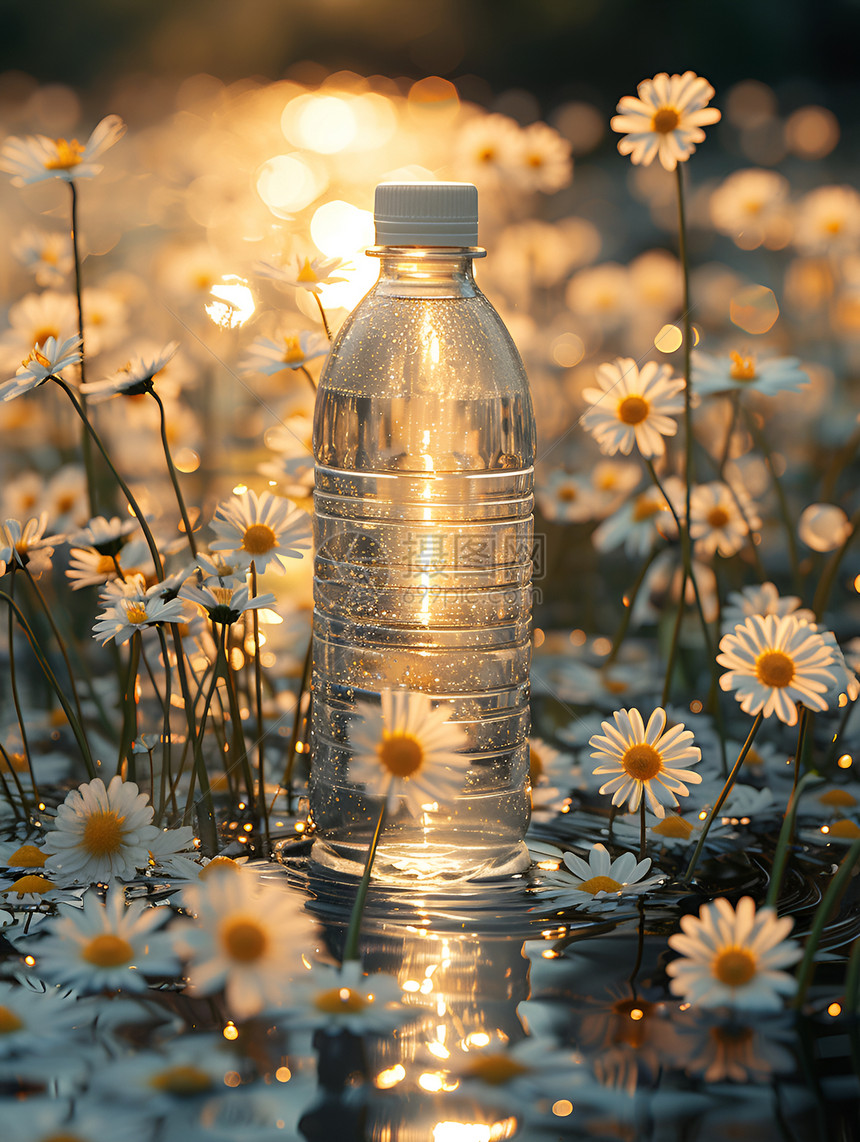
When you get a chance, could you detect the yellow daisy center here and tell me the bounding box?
[621,742,663,781]
[729,351,757,381]
[242,523,278,555]
[32,326,59,347]
[652,107,681,134]
[755,650,795,689]
[5,874,56,896]
[577,874,623,895]
[82,809,127,856]
[314,986,369,1014]
[149,1065,214,1094]
[462,1054,531,1085]
[558,484,577,502]
[824,218,843,235]
[22,347,51,370]
[828,819,860,838]
[652,815,694,839]
[0,1006,23,1034]
[125,603,149,625]
[44,138,85,170]
[296,257,320,284]
[712,947,757,987]
[282,335,305,364]
[7,843,47,867]
[617,395,650,425]
[199,855,241,879]
[221,917,268,963]
[818,789,857,808]
[707,506,730,529]
[632,495,663,523]
[81,933,134,967]
[378,732,424,778]
[529,747,543,784]
[477,145,496,163]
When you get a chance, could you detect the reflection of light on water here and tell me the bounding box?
[375,1063,406,1088]
[205,277,255,328]
[420,1071,459,1092]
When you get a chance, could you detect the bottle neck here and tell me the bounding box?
[367,246,486,299]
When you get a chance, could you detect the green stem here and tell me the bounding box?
[69,180,98,517]
[0,589,96,778]
[765,770,820,910]
[23,566,87,734]
[299,365,317,392]
[5,569,36,799]
[282,634,313,813]
[52,376,164,578]
[790,705,811,806]
[683,711,764,883]
[216,623,256,815]
[155,625,173,823]
[342,780,392,963]
[313,292,332,342]
[150,388,198,557]
[812,501,860,620]
[675,164,694,510]
[639,797,646,863]
[118,631,141,780]
[250,565,270,850]
[661,567,687,707]
[0,739,33,821]
[794,837,860,1009]
[605,546,660,668]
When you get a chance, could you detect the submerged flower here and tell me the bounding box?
[717,614,838,725]
[0,115,126,185]
[541,843,664,911]
[667,896,801,1011]
[172,867,314,1019]
[0,334,82,401]
[348,689,468,814]
[581,358,685,458]
[610,72,721,170]
[691,350,810,397]
[590,707,702,818]
[42,775,160,883]
[209,488,311,574]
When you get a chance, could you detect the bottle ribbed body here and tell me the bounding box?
[310,250,535,882]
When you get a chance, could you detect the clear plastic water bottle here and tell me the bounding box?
[310,182,535,882]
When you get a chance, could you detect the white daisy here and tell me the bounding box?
[0,289,79,370]
[514,120,573,194]
[348,689,468,814]
[255,254,348,295]
[610,71,721,171]
[592,484,674,558]
[0,114,125,185]
[590,707,702,818]
[453,112,528,188]
[581,357,685,458]
[240,329,329,374]
[92,578,187,646]
[66,537,156,591]
[540,843,664,911]
[80,341,180,400]
[0,334,82,401]
[717,614,838,726]
[171,867,315,1019]
[11,227,74,287]
[89,1033,242,1111]
[41,775,161,884]
[208,487,312,574]
[689,480,759,558]
[794,184,860,254]
[0,977,84,1057]
[536,469,606,523]
[0,838,50,869]
[0,513,62,575]
[721,581,814,635]
[68,513,138,553]
[145,825,201,881]
[691,350,810,397]
[666,896,801,1011]
[19,882,178,993]
[709,168,791,249]
[178,580,277,626]
[0,872,81,906]
[41,464,89,530]
[286,959,408,1034]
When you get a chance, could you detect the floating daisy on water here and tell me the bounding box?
[0,114,126,185]
[610,71,721,171]
[286,959,408,1035]
[172,867,315,1019]
[717,614,838,726]
[666,896,801,1011]
[590,707,702,818]
[541,843,664,912]
[209,487,311,575]
[41,775,160,883]
[19,881,178,993]
[581,358,685,459]
[348,689,468,814]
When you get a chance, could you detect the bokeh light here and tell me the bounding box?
[730,284,779,334]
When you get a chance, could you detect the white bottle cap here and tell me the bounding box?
[374,182,479,247]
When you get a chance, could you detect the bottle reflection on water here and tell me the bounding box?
[311,182,536,883]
